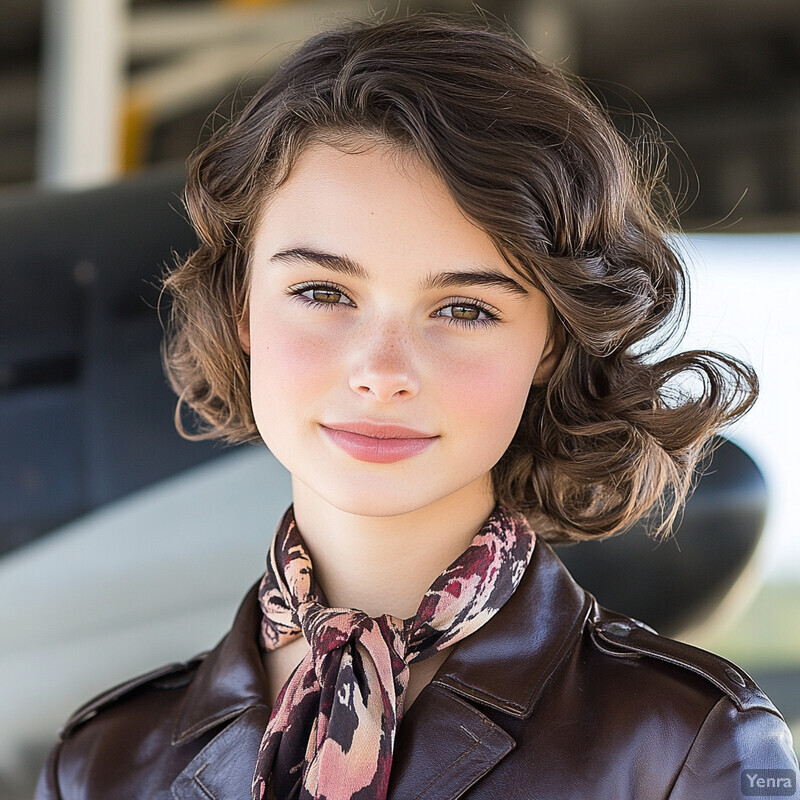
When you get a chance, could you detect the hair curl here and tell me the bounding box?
[161,11,758,544]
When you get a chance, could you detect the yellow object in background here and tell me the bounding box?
[120,92,153,174]
[221,0,290,8]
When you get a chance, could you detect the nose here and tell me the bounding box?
[348,321,420,402]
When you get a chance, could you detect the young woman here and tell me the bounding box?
[36,12,797,800]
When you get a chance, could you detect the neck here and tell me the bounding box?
[288,477,497,619]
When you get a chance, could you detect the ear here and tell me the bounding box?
[237,304,251,355]
[532,320,565,386]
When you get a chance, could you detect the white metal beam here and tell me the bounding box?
[38,0,128,188]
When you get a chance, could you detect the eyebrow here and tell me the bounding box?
[269,246,530,298]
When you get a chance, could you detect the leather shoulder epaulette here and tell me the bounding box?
[590,606,782,720]
[58,652,208,740]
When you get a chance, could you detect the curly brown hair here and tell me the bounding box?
[160,11,758,544]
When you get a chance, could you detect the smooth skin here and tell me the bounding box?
[238,139,563,707]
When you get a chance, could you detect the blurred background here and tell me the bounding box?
[1,0,798,797]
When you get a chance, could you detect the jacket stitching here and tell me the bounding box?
[452,735,509,800]
[435,676,525,714]
[591,633,642,659]
[192,763,216,800]
[410,724,486,800]
[172,706,255,746]
[459,723,480,743]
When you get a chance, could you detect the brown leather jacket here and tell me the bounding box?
[36,538,798,800]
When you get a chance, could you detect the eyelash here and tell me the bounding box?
[285,280,501,328]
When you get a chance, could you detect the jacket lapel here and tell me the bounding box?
[169,538,590,800]
[387,684,515,799]
[171,705,272,800]
[387,538,591,799]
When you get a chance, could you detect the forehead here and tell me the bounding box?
[254,139,506,266]
[263,139,443,212]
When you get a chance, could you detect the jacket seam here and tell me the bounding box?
[172,704,263,746]
[664,695,730,799]
[433,675,526,714]
[452,723,513,800]
[410,728,485,800]
[590,633,642,659]
[192,763,216,800]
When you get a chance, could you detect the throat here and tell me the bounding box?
[403,648,453,710]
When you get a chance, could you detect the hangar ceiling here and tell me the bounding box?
[1,0,798,230]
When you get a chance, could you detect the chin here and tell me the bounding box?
[301,475,443,519]
[328,489,431,519]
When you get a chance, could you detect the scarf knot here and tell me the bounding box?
[299,604,408,680]
[252,503,535,800]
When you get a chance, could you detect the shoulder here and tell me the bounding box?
[583,605,798,793]
[667,692,799,799]
[35,581,269,800]
[57,653,208,740]
[588,609,780,716]
[34,654,210,800]
[512,597,800,799]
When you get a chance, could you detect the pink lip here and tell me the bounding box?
[323,421,436,439]
[320,422,438,464]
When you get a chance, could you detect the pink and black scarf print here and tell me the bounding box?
[252,503,535,800]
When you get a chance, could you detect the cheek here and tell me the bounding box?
[250,314,339,396]
[437,349,533,438]
[248,315,341,452]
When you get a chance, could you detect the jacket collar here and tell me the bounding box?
[171,536,591,799]
[173,535,590,741]
[431,535,592,717]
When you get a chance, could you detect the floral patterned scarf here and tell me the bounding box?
[252,503,535,800]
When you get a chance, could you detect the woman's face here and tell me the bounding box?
[240,139,561,518]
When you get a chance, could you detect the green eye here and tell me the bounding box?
[287,282,501,329]
[435,300,500,329]
[288,281,354,309]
